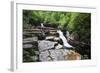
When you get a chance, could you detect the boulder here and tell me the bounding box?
[60,49,69,56]
[39,50,50,61]
[49,49,64,61]
[64,50,81,60]
[38,40,57,51]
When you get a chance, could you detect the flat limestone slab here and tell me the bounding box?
[23,37,38,41]
[38,40,57,51]
[23,44,33,49]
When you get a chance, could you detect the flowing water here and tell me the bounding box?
[57,30,73,48]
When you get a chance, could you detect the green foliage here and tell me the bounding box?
[23,10,91,44]
[67,12,91,44]
[23,10,71,27]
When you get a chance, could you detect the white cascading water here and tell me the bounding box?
[41,23,44,27]
[57,30,73,48]
[40,23,45,36]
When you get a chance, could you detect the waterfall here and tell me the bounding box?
[66,31,69,38]
[57,30,73,48]
[40,23,45,38]
[41,23,44,27]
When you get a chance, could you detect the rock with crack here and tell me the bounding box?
[47,56,53,61]
[49,49,64,61]
[60,49,69,56]
[39,50,50,61]
[38,40,57,51]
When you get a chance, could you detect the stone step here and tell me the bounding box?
[23,37,38,41]
[23,44,33,49]
[23,40,34,44]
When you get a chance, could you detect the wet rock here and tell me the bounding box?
[57,39,63,45]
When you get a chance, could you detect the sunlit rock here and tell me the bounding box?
[55,44,63,49]
[39,50,50,61]
[49,49,64,61]
[64,50,81,60]
[38,40,57,51]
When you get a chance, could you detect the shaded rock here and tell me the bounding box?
[57,39,63,45]
[23,34,33,38]
[68,32,79,42]
[23,40,33,44]
[34,51,39,55]
[23,50,30,56]
[32,41,38,49]
[31,56,39,61]
[47,56,53,61]
[38,33,45,40]
[23,44,33,49]
[23,37,38,41]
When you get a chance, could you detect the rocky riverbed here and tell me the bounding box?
[23,35,81,62]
